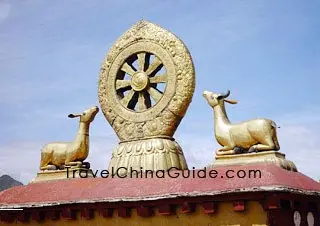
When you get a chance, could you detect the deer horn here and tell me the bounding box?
[219,90,230,99]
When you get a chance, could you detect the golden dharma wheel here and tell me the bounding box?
[98,20,195,142]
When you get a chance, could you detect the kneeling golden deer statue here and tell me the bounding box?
[40,106,99,170]
[203,90,280,156]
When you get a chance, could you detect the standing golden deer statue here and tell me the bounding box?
[203,90,280,156]
[40,106,99,170]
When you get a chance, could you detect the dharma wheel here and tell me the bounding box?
[98,20,195,173]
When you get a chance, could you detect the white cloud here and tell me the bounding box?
[0,141,40,184]
[175,133,218,169]
[276,108,320,180]
[87,135,118,172]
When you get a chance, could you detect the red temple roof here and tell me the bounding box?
[0,164,319,208]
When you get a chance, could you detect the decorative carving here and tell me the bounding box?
[294,211,301,226]
[99,20,195,172]
[39,106,99,170]
[98,20,195,141]
[203,90,280,156]
[307,212,315,226]
[108,138,187,176]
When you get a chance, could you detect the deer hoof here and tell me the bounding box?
[248,146,257,153]
[83,162,90,169]
[234,147,244,154]
[59,165,65,170]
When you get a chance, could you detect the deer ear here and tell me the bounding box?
[68,114,81,118]
[224,98,238,104]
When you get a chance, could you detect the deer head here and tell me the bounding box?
[68,106,99,123]
[203,90,238,108]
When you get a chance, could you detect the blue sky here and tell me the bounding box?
[0,0,319,183]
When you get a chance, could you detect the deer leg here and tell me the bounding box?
[216,146,235,156]
[65,161,83,168]
[249,137,276,152]
[40,165,57,171]
[272,132,280,150]
[40,151,52,170]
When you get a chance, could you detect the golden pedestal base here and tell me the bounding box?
[108,138,188,176]
[210,151,297,172]
[30,167,94,183]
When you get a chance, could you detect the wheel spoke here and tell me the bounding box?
[149,73,167,83]
[144,92,152,108]
[121,62,136,76]
[145,56,162,75]
[147,87,163,103]
[117,53,167,111]
[128,92,138,110]
[137,53,146,72]
[137,92,147,110]
[116,80,131,90]
[120,90,135,107]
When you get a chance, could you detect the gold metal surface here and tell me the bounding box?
[39,106,99,171]
[203,90,280,156]
[31,167,94,183]
[99,20,195,173]
[211,151,297,172]
[109,138,188,175]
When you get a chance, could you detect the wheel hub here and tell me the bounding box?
[131,72,149,91]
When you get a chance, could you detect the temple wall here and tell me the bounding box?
[0,201,267,226]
